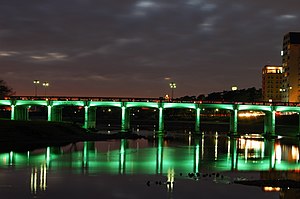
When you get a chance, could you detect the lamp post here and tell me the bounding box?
[33,80,40,96]
[169,82,176,100]
[42,81,49,96]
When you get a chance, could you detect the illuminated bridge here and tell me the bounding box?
[1,96,300,135]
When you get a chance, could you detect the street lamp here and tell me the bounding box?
[169,82,176,100]
[42,81,49,96]
[33,80,40,96]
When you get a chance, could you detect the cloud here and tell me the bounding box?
[0,51,19,57]
[135,1,157,8]
[1,0,300,97]
[30,53,68,62]
[276,14,297,21]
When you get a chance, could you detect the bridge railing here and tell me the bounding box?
[2,96,300,107]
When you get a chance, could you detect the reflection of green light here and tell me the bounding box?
[9,151,13,166]
[119,139,126,174]
[215,132,218,160]
[157,136,163,174]
[83,142,88,168]
[46,147,50,167]
[0,153,9,166]
[195,144,200,173]
[231,139,237,170]
[1,135,300,176]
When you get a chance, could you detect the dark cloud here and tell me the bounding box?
[0,0,299,97]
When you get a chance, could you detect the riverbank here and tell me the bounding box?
[0,118,299,152]
[0,120,144,152]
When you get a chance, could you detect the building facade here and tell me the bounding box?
[281,32,300,102]
[262,65,283,102]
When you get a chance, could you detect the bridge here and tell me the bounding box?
[1,96,300,136]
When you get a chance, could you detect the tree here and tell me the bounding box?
[0,80,14,98]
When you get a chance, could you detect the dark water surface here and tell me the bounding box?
[0,130,299,198]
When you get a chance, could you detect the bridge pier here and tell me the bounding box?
[11,105,29,121]
[230,109,238,135]
[10,105,15,120]
[195,107,201,134]
[47,106,62,122]
[264,110,275,135]
[158,107,164,134]
[121,105,130,132]
[83,106,97,129]
[298,113,300,137]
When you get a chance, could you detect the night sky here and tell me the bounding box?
[1,0,299,98]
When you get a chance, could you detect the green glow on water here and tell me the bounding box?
[194,143,200,173]
[157,136,163,174]
[1,133,300,177]
[119,139,126,174]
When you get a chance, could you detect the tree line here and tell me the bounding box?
[0,80,14,98]
[178,87,262,102]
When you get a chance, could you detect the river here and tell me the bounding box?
[0,128,299,198]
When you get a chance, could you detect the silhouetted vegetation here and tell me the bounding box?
[178,87,262,102]
[0,80,14,98]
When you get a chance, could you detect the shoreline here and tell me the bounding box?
[0,119,299,152]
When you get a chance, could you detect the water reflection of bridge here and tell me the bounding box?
[1,136,300,173]
[1,135,300,194]
[1,97,300,135]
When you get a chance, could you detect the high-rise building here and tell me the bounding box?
[281,32,300,102]
[262,65,282,102]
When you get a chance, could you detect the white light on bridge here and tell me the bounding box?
[238,111,265,117]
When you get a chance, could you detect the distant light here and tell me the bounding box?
[42,81,49,87]
[231,86,238,91]
[281,50,283,56]
[169,82,176,89]
[263,187,281,192]
[239,111,265,117]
